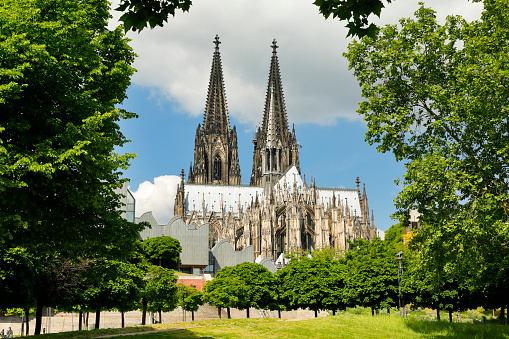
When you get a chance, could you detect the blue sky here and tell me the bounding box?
[113,0,482,231]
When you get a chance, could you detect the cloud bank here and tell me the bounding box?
[131,175,181,224]
[112,0,483,127]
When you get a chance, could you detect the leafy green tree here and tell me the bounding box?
[344,0,509,308]
[384,221,405,253]
[345,238,398,315]
[278,249,348,317]
[177,283,203,321]
[141,265,178,325]
[116,0,397,38]
[203,263,276,318]
[82,259,144,329]
[0,0,142,259]
[0,248,35,311]
[142,236,182,269]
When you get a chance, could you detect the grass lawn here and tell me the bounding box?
[36,313,509,339]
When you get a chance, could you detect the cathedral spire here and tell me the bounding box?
[250,39,300,185]
[261,39,289,143]
[190,36,241,185]
[203,35,230,135]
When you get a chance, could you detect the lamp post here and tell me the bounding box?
[397,251,405,317]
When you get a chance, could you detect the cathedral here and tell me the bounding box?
[174,36,377,261]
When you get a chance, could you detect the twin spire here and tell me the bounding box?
[190,35,299,187]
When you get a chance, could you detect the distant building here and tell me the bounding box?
[376,229,385,240]
[115,182,135,223]
[174,36,377,261]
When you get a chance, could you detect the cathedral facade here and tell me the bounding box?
[174,36,377,261]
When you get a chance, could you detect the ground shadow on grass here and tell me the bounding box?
[404,318,509,339]
[32,325,160,338]
[105,328,212,339]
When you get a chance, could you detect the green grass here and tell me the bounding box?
[34,313,509,339]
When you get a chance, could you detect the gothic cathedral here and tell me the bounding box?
[174,36,376,261]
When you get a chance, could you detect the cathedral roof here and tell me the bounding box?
[183,165,363,219]
[202,35,230,135]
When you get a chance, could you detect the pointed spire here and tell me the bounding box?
[261,39,290,144]
[332,191,336,208]
[203,35,230,135]
[266,83,278,146]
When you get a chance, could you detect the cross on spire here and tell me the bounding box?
[214,34,221,50]
[271,39,278,54]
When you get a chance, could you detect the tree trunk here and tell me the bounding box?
[278,310,281,318]
[332,309,336,316]
[86,312,89,329]
[436,308,440,321]
[95,309,100,329]
[218,307,221,319]
[387,308,390,315]
[158,308,162,323]
[227,307,231,319]
[371,307,375,316]
[247,308,250,318]
[448,309,453,323]
[79,311,83,331]
[25,307,30,336]
[192,310,195,321]
[121,311,125,328]
[141,297,148,325]
[34,301,44,335]
[501,305,506,325]
[315,310,318,318]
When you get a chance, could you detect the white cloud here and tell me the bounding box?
[112,0,483,126]
[131,175,181,224]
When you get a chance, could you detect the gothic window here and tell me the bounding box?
[213,154,222,181]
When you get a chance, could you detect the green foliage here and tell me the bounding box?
[203,262,276,311]
[384,221,405,253]
[278,248,347,313]
[177,283,203,313]
[141,236,182,269]
[0,247,35,310]
[344,0,509,305]
[143,265,178,313]
[116,0,192,32]
[82,259,144,313]
[0,0,142,259]
[313,0,392,38]
[345,238,398,312]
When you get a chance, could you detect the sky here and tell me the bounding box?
[111,0,483,231]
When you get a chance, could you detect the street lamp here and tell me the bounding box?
[396,251,405,317]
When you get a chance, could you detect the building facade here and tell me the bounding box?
[174,36,377,261]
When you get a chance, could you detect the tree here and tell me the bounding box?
[0,0,143,259]
[203,263,276,318]
[278,249,348,317]
[0,248,35,312]
[31,257,89,335]
[116,0,395,38]
[384,222,405,253]
[82,259,143,329]
[345,238,398,315]
[142,236,182,269]
[177,283,203,321]
[344,0,509,307]
[141,265,178,325]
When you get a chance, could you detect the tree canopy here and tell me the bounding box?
[278,249,347,315]
[0,0,142,258]
[116,0,396,38]
[203,262,276,318]
[344,0,509,303]
[141,236,182,269]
